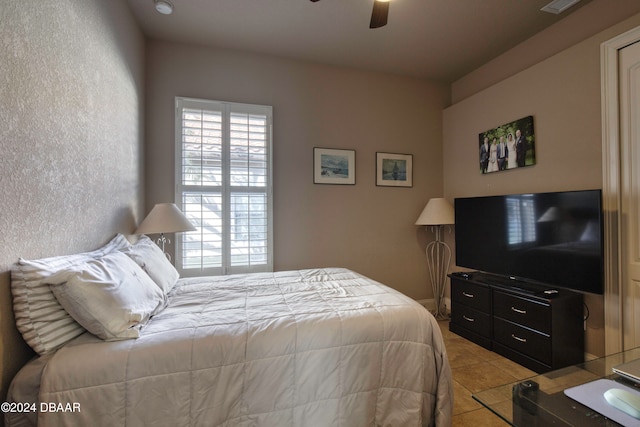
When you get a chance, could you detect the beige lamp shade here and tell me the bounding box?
[537,206,561,222]
[135,203,196,235]
[415,198,454,226]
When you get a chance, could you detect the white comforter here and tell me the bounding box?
[8,268,452,427]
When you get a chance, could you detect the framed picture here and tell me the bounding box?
[313,147,356,185]
[479,115,536,174]
[376,152,413,187]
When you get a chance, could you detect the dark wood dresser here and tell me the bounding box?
[449,272,584,373]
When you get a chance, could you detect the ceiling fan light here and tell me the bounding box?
[370,0,389,29]
[155,0,174,15]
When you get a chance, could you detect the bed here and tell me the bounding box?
[5,234,452,427]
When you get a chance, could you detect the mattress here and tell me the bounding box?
[6,268,452,426]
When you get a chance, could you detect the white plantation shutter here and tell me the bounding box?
[506,195,536,246]
[176,98,273,275]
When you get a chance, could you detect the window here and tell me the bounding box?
[175,97,273,276]
[506,195,536,246]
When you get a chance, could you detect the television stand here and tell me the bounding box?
[449,272,584,373]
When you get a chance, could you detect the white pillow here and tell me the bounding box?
[11,234,131,354]
[48,252,167,341]
[125,235,180,294]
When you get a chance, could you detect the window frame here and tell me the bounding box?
[174,97,273,276]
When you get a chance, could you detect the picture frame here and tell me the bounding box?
[376,152,413,187]
[479,115,536,174]
[313,147,356,185]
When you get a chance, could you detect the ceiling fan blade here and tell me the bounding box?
[369,0,389,28]
[310,0,321,2]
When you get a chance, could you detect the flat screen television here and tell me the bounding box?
[454,189,604,294]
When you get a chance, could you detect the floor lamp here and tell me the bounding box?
[136,203,196,262]
[415,198,454,319]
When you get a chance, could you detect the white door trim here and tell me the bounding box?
[601,25,640,354]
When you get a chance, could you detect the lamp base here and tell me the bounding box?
[430,308,450,321]
[428,297,450,320]
[426,225,452,321]
[155,233,172,262]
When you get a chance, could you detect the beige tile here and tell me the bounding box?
[452,408,509,426]
[452,379,482,415]
[446,339,489,369]
[473,346,506,362]
[438,319,528,426]
[453,361,520,393]
[473,384,513,407]
[437,319,455,339]
[488,357,536,381]
[444,336,498,369]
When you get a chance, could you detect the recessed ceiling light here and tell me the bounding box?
[540,0,580,14]
[155,0,173,15]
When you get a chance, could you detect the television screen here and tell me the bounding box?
[454,189,604,294]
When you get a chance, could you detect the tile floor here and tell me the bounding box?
[437,319,537,426]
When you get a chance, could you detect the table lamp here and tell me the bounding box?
[135,203,196,261]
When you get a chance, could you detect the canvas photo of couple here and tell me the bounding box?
[479,115,536,174]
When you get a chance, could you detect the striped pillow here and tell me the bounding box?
[11,234,131,355]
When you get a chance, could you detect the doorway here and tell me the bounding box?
[602,26,640,354]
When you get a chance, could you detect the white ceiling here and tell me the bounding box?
[127,0,592,83]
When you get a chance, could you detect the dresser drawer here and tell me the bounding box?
[451,304,491,338]
[494,318,551,365]
[493,291,551,334]
[451,279,491,312]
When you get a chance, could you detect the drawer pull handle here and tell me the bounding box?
[462,292,474,298]
[512,334,527,343]
[462,315,475,322]
[511,306,527,315]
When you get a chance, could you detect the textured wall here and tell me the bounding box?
[0,0,145,402]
